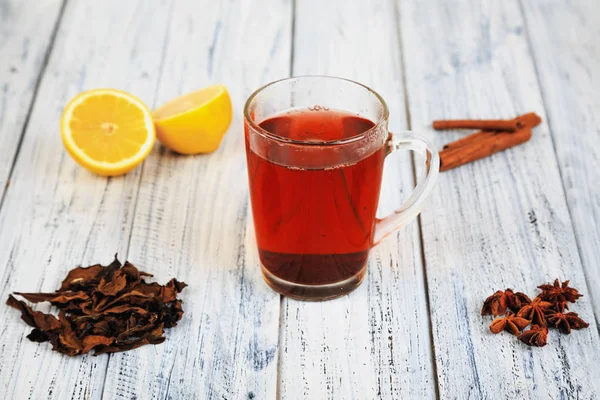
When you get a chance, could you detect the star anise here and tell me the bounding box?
[482,288,530,316]
[552,300,569,312]
[518,324,548,347]
[536,279,582,311]
[516,297,552,325]
[490,312,531,335]
[481,290,508,316]
[545,310,590,334]
[506,290,531,312]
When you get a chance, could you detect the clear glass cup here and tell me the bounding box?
[244,76,439,300]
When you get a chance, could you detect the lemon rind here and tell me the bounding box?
[152,85,227,123]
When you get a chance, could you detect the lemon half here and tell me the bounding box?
[61,89,155,176]
[153,85,233,154]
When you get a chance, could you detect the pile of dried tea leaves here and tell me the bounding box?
[481,279,589,347]
[6,256,186,356]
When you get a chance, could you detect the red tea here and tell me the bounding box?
[246,108,386,292]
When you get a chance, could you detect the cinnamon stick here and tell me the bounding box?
[442,113,541,151]
[439,112,542,172]
[440,129,531,171]
[515,112,542,129]
[433,112,542,132]
[434,119,520,132]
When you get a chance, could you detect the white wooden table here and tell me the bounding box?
[1,0,599,398]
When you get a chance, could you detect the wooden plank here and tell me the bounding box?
[100,0,292,399]
[399,0,600,398]
[0,1,171,399]
[521,0,600,325]
[280,1,436,399]
[0,0,64,202]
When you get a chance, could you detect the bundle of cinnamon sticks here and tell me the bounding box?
[434,112,542,172]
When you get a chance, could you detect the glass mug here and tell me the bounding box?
[244,76,439,300]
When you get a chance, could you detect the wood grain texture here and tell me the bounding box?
[280,1,436,399]
[521,0,600,326]
[0,1,171,399]
[2,1,600,399]
[0,0,64,202]
[100,0,292,399]
[399,0,600,398]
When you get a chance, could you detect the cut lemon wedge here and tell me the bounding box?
[61,89,155,176]
[153,85,232,154]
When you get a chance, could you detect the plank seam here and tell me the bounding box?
[393,0,440,398]
[289,0,297,77]
[276,295,285,399]
[98,1,176,398]
[517,0,600,330]
[0,0,68,213]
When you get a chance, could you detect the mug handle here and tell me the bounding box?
[372,133,440,246]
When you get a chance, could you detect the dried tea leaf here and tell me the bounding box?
[90,319,111,336]
[61,299,92,313]
[73,319,92,336]
[95,290,154,312]
[49,311,83,356]
[97,269,127,296]
[93,339,145,356]
[122,261,153,283]
[6,295,61,331]
[91,292,110,313]
[94,333,165,356]
[59,264,104,290]
[128,279,187,303]
[27,329,50,343]
[82,335,114,354]
[169,279,188,293]
[103,256,123,278]
[159,279,187,302]
[130,281,162,297]
[102,305,149,315]
[8,256,186,357]
[151,323,164,335]
[14,291,89,305]
[161,300,184,328]
[117,318,157,341]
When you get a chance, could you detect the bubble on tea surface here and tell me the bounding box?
[305,138,327,143]
[324,162,356,171]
